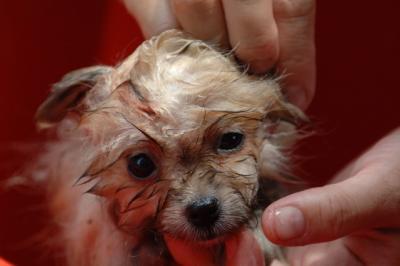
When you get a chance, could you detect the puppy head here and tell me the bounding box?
[37,30,304,244]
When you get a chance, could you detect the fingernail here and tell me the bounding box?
[285,86,308,110]
[272,206,305,240]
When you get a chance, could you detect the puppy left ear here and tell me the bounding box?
[36,66,113,128]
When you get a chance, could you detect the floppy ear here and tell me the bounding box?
[257,99,309,183]
[36,66,113,128]
[266,102,308,129]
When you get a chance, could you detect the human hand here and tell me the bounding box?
[123,0,316,110]
[263,127,400,265]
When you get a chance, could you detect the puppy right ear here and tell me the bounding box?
[36,66,113,128]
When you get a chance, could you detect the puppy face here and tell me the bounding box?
[37,30,303,245]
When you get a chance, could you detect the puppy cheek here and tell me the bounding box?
[219,190,251,222]
[228,177,259,206]
[224,158,260,202]
[110,182,169,233]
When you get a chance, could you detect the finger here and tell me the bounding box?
[273,0,316,110]
[285,239,364,266]
[123,0,178,38]
[332,127,400,184]
[262,171,400,246]
[222,0,279,73]
[170,0,229,47]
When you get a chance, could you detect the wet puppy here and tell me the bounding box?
[31,30,305,265]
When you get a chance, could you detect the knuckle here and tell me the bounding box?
[273,0,316,19]
[231,0,261,5]
[236,43,278,65]
[172,0,216,11]
[234,30,279,61]
[323,189,355,238]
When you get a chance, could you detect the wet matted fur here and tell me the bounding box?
[25,30,306,265]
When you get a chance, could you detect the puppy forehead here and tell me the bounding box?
[129,59,240,109]
[109,30,282,124]
[98,80,269,151]
[95,31,282,150]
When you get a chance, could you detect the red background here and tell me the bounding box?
[0,1,399,265]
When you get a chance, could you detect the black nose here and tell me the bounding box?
[186,196,220,228]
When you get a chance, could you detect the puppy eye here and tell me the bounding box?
[127,153,157,180]
[217,132,244,152]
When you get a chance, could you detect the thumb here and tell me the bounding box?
[262,171,400,246]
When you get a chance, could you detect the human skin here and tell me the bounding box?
[263,127,400,265]
[123,0,316,110]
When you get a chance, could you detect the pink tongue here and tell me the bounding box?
[164,229,265,266]
[224,229,265,266]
